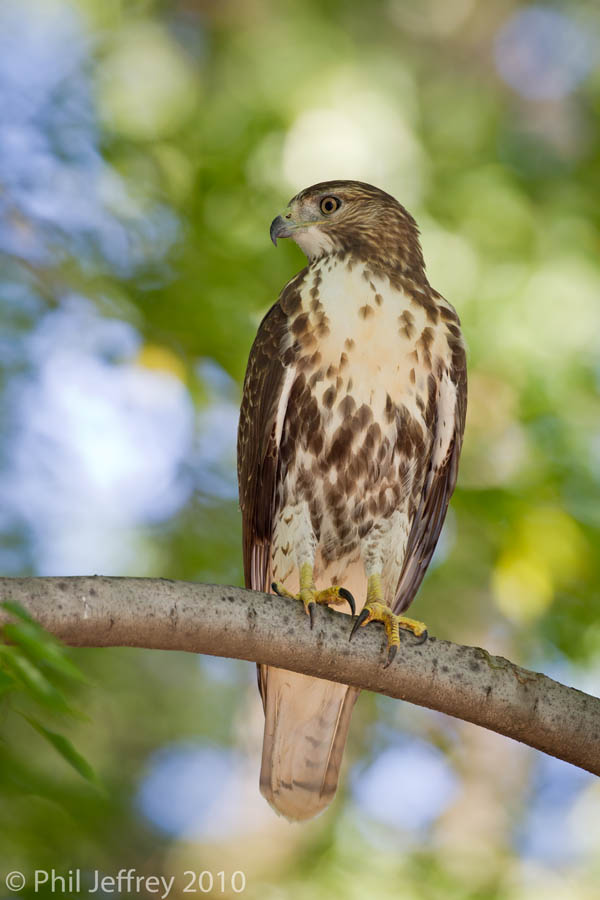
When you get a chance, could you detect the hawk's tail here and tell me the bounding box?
[258,665,359,821]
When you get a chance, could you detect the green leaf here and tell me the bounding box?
[1,600,37,624]
[22,715,98,784]
[0,668,16,698]
[2,622,87,684]
[0,646,73,713]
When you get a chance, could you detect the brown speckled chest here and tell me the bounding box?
[270,253,461,589]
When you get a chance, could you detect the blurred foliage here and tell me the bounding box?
[1,0,600,897]
[0,601,94,783]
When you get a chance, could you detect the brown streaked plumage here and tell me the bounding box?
[237,180,467,821]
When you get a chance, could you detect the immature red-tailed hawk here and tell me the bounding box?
[237,181,467,821]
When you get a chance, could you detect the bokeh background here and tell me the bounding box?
[1,0,600,897]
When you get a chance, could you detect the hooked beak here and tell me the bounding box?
[270,214,293,246]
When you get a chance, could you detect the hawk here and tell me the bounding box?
[237,181,467,821]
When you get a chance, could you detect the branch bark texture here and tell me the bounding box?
[1,576,599,775]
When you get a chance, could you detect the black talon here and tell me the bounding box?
[413,629,428,645]
[271,582,282,596]
[349,608,369,641]
[383,644,398,669]
[308,602,315,629]
[338,588,355,616]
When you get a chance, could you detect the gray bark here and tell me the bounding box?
[1,576,599,775]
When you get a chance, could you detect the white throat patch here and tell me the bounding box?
[292,225,335,261]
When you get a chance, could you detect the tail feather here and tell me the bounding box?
[259,666,359,821]
[257,558,366,821]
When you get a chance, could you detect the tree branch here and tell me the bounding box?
[1,576,598,775]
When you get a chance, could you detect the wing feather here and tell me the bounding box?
[237,275,306,705]
[238,302,292,592]
[393,336,467,614]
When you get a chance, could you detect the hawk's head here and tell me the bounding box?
[270,180,424,275]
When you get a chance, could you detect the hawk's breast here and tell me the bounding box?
[272,255,454,583]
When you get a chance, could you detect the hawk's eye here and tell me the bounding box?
[320,196,341,215]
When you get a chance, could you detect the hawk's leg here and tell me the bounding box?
[349,574,428,667]
[272,562,355,628]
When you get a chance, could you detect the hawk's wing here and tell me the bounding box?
[393,336,467,614]
[237,299,296,595]
[238,268,310,589]
[238,278,306,710]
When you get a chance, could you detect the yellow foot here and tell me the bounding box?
[349,598,428,668]
[272,562,355,628]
